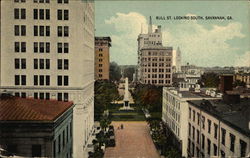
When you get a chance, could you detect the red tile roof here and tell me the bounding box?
[0,96,73,121]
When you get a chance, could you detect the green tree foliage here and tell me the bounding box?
[94,80,119,120]
[233,80,246,87]
[199,72,220,88]
[109,62,122,82]
[132,84,162,112]
[123,67,135,82]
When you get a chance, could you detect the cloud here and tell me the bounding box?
[162,19,245,66]
[105,12,148,65]
[234,51,250,67]
[105,12,247,66]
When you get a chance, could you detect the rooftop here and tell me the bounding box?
[188,99,250,137]
[95,36,111,42]
[0,96,73,121]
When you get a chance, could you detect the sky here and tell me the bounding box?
[95,0,250,67]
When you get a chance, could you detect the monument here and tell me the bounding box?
[119,77,134,110]
[123,77,130,108]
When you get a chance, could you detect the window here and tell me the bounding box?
[58,76,62,86]
[64,10,69,20]
[64,59,69,70]
[240,139,247,157]
[46,42,50,53]
[32,145,41,157]
[39,26,44,36]
[58,59,63,69]
[58,135,61,153]
[63,130,65,147]
[58,93,63,101]
[213,144,217,156]
[189,108,191,119]
[15,59,20,69]
[58,43,63,53]
[21,92,26,98]
[58,0,68,4]
[214,123,218,139]
[34,42,38,53]
[15,42,20,52]
[21,42,26,52]
[46,93,50,100]
[40,75,44,85]
[197,130,200,144]
[208,119,211,133]
[46,26,50,36]
[33,9,38,19]
[39,9,44,19]
[58,10,63,20]
[192,126,195,139]
[64,43,69,53]
[21,58,26,69]
[202,116,205,129]
[207,138,211,155]
[21,25,26,36]
[40,59,44,69]
[64,76,69,86]
[188,123,191,136]
[46,9,50,20]
[21,9,26,19]
[34,75,38,85]
[46,75,50,85]
[14,8,25,19]
[40,92,44,99]
[40,42,44,53]
[34,26,38,36]
[34,59,38,69]
[46,59,50,69]
[221,128,226,145]
[58,26,63,36]
[193,110,195,122]
[64,26,69,36]
[14,8,19,19]
[201,134,205,149]
[64,93,68,101]
[14,25,19,36]
[34,92,38,99]
[197,113,200,125]
[230,133,235,152]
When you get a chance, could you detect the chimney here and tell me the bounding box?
[148,16,152,34]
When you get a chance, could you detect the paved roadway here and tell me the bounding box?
[104,121,160,158]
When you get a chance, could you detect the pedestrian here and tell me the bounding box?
[117,126,120,130]
[121,124,124,129]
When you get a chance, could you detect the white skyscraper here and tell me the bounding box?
[137,16,173,86]
[0,0,95,157]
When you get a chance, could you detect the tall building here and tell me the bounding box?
[137,16,173,86]
[0,0,95,157]
[95,37,111,80]
[0,95,74,157]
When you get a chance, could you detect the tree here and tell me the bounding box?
[109,62,122,82]
[132,84,162,113]
[198,72,219,88]
[233,80,246,88]
[123,67,135,82]
[94,80,119,120]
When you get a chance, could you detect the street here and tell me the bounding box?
[104,121,160,158]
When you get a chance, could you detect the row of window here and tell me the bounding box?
[14,0,69,3]
[14,42,69,53]
[188,133,247,157]
[145,79,171,84]
[15,92,69,102]
[14,25,69,37]
[14,75,69,86]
